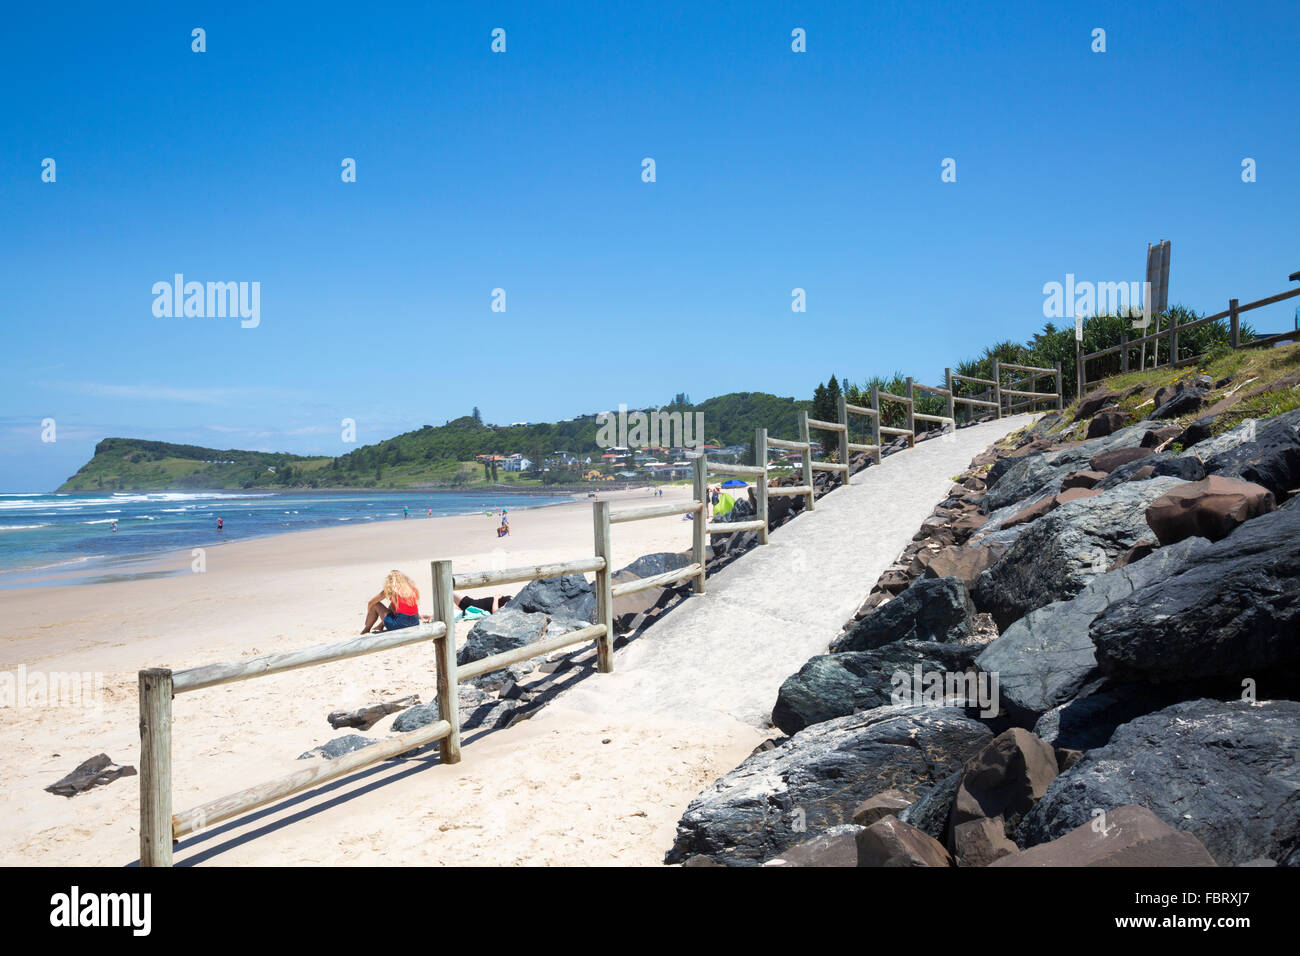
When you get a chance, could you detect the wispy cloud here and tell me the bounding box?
[44,381,300,405]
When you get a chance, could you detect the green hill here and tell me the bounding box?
[57,392,814,491]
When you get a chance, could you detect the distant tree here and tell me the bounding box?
[472,406,482,423]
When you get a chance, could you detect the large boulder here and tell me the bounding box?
[772,641,979,734]
[831,577,976,652]
[764,826,862,867]
[921,543,1006,586]
[508,574,596,623]
[974,477,1185,629]
[1089,446,1155,473]
[975,536,1212,722]
[952,817,1019,867]
[1076,387,1122,419]
[1017,699,1300,866]
[1144,475,1275,544]
[951,729,1058,837]
[1094,452,1206,490]
[1091,503,1300,683]
[1152,386,1208,419]
[617,551,692,579]
[994,805,1217,867]
[1032,680,1184,751]
[856,816,953,867]
[1204,408,1300,500]
[664,705,994,866]
[457,607,587,666]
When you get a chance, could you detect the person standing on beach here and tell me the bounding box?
[217,517,223,532]
[403,506,408,519]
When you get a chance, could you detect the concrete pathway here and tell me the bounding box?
[537,414,1036,730]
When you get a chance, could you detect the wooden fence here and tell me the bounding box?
[136,368,1058,865]
[1077,281,1300,393]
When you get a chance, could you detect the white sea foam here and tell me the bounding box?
[0,523,50,531]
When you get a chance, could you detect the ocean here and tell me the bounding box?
[0,490,571,587]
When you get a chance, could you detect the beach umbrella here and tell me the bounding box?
[721,479,748,488]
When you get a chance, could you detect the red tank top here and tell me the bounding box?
[392,595,418,615]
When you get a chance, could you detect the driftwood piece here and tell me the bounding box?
[327,695,420,730]
[46,753,136,798]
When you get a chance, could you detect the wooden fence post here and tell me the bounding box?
[754,428,769,545]
[798,410,815,511]
[904,377,916,447]
[1169,316,1178,368]
[139,667,174,867]
[992,360,1002,418]
[869,385,882,464]
[430,560,461,764]
[944,368,956,424]
[836,393,850,484]
[1230,298,1240,348]
[691,455,707,594]
[1054,362,1063,411]
[1075,337,1085,395]
[1121,329,1129,374]
[591,501,614,673]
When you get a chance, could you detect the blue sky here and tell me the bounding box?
[2,1,1297,491]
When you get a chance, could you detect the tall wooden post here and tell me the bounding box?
[1230,298,1240,349]
[904,377,916,447]
[1170,317,1178,368]
[139,667,174,867]
[591,501,614,673]
[691,455,707,594]
[1054,362,1063,411]
[754,427,770,545]
[992,360,1002,418]
[836,393,850,484]
[1075,337,1085,395]
[869,385,882,464]
[1120,329,1129,373]
[798,410,815,511]
[430,560,461,764]
[944,368,956,424]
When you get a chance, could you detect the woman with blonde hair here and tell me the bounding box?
[361,570,421,633]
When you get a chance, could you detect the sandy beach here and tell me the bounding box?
[0,485,755,866]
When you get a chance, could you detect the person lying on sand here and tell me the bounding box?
[416,591,513,623]
[361,569,421,634]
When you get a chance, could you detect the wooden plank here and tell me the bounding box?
[869,386,882,464]
[754,427,770,545]
[912,382,951,396]
[430,560,461,765]
[767,484,814,497]
[172,623,449,694]
[913,412,954,425]
[952,373,998,386]
[766,437,810,451]
[610,562,703,597]
[999,362,1056,375]
[879,425,912,436]
[844,402,878,417]
[847,442,879,453]
[1238,286,1300,312]
[809,461,850,472]
[992,359,1002,419]
[592,501,614,673]
[705,519,768,534]
[799,411,815,511]
[836,393,849,483]
[1001,388,1059,399]
[954,396,998,408]
[904,378,916,449]
[457,624,607,682]
[691,456,707,594]
[171,717,454,839]
[805,417,845,431]
[453,556,605,590]
[876,390,911,404]
[609,501,701,523]
[139,668,173,867]
[705,462,768,477]
[944,368,956,423]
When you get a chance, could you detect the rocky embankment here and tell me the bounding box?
[667,370,1300,867]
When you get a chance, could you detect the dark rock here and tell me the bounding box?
[953,817,1018,867]
[1054,748,1083,771]
[831,577,976,652]
[995,805,1217,867]
[856,816,953,867]
[1032,680,1182,751]
[1061,470,1107,490]
[298,734,376,760]
[951,729,1057,838]
[1095,453,1206,491]
[1090,446,1155,473]
[617,551,692,578]
[1145,475,1275,545]
[772,640,979,734]
[764,826,862,866]
[1017,699,1300,866]
[665,705,994,866]
[1091,504,1300,683]
[509,574,596,623]
[974,477,1186,629]
[921,544,1007,587]
[1203,408,1300,501]
[976,536,1211,722]
[1076,388,1122,419]
[1086,407,1129,438]
[1141,426,1183,448]
[1002,486,1101,529]
[899,770,962,840]
[1152,387,1208,419]
[458,607,587,666]
[853,790,916,826]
